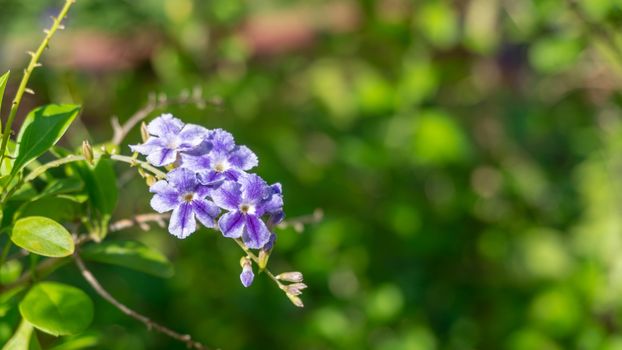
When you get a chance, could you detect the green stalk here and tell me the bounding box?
[0,0,76,164]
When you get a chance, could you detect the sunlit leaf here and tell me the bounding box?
[0,71,9,113]
[12,104,80,175]
[19,282,93,336]
[2,319,34,350]
[11,217,74,257]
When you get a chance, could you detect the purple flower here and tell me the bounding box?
[149,168,220,238]
[181,129,258,185]
[240,262,254,287]
[264,183,284,226]
[130,114,209,167]
[211,173,275,249]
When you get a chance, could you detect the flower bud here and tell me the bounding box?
[239,257,254,288]
[140,122,150,143]
[284,282,307,296]
[258,250,270,270]
[82,140,94,165]
[276,271,303,283]
[286,293,304,308]
[145,175,156,187]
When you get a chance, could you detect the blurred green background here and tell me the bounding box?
[3,0,622,349]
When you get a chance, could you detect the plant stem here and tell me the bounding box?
[73,253,211,350]
[0,0,76,165]
[2,153,166,203]
[233,238,282,286]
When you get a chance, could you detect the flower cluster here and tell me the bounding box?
[131,114,285,287]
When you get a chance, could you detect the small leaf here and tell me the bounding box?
[2,319,34,350]
[11,217,74,257]
[15,196,81,223]
[71,158,117,241]
[38,178,83,198]
[82,240,174,278]
[12,104,81,175]
[0,71,9,112]
[48,332,99,350]
[19,282,93,336]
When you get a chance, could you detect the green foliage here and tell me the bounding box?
[4,0,622,349]
[1,319,38,350]
[11,105,80,176]
[0,71,9,114]
[71,158,118,241]
[19,282,93,336]
[81,240,174,278]
[10,217,74,257]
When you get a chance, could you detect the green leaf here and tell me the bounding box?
[82,240,174,278]
[48,332,99,350]
[0,71,9,112]
[19,282,93,336]
[38,178,83,198]
[2,319,34,350]
[72,158,117,241]
[11,217,74,257]
[15,197,81,223]
[12,104,81,175]
[1,140,16,179]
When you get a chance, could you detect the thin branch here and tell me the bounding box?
[111,89,222,146]
[277,208,323,233]
[109,213,169,232]
[73,252,211,350]
[0,0,76,164]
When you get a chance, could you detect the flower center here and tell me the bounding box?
[214,160,230,173]
[182,192,195,202]
[239,203,255,214]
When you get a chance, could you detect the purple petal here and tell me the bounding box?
[146,148,176,167]
[192,198,219,228]
[149,180,180,213]
[211,181,242,210]
[262,233,276,251]
[169,202,196,239]
[178,124,210,149]
[218,211,245,238]
[167,168,199,193]
[130,137,166,155]
[262,183,284,215]
[147,114,184,137]
[180,154,211,173]
[197,170,225,186]
[209,129,235,152]
[268,211,285,226]
[239,173,269,204]
[229,146,258,171]
[240,266,254,287]
[242,215,271,249]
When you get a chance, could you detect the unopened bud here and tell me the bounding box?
[239,257,254,287]
[145,175,156,187]
[284,282,307,296]
[286,293,304,308]
[82,140,94,165]
[140,122,150,143]
[240,256,251,268]
[258,250,270,270]
[276,271,303,283]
